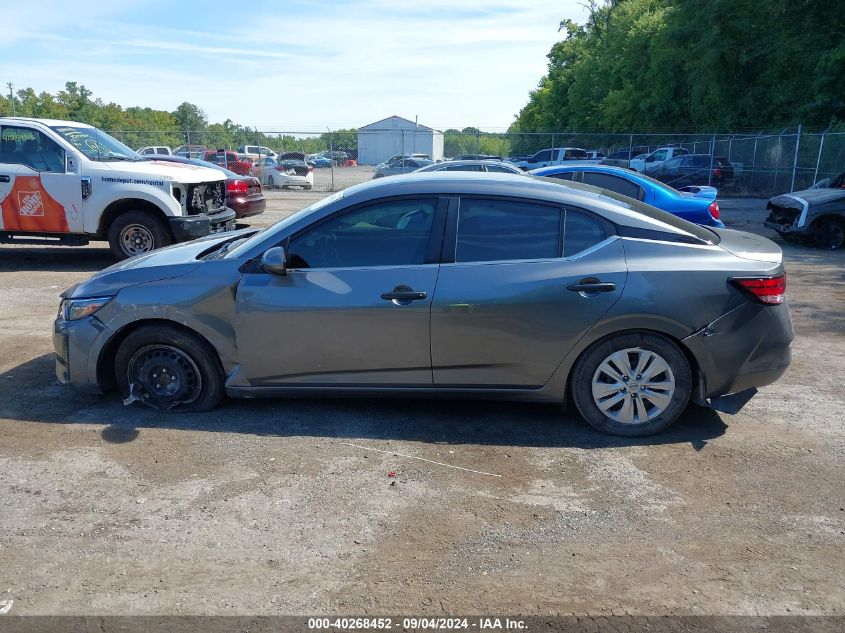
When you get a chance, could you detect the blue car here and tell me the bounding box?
[307,155,333,168]
[531,164,724,227]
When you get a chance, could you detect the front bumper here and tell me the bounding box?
[53,315,112,394]
[169,208,237,242]
[683,299,793,407]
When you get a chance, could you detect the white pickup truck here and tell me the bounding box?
[513,147,594,170]
[0,117,234,259]
[629,147,689,173]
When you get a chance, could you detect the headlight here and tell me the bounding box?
[61,297,113,321]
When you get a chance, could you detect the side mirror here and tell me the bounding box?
[260,246,287,275]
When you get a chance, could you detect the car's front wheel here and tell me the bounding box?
[570,332,692,436]
[115,324,224,412]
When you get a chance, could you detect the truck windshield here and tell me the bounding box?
[50,126,141,161]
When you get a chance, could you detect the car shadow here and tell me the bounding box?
[2,354,727,450]
[0,246,113,273]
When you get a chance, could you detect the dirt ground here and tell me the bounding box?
[0,182,843,616]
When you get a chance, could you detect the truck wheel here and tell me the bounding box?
[108,211,173,260]
[115,324,224,413]
[570,332,692,437]
[813,218,844,250]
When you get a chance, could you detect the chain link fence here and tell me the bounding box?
[108,126,845,197]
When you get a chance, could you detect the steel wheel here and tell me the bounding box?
[127,344,202,408]
[120,224,155,256]
[591,347,676,425]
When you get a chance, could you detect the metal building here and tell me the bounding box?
[357,116,444,165]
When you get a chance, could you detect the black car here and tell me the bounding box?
[652,154,734,187]
[765,172,845,249]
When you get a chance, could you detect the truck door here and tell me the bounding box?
[0,125,83,234]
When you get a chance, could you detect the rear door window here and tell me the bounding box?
[581,172,644,200]
[564,211,606,257]
[455,198,561,263]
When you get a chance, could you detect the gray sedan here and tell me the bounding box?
[54,173,793,436]
[413,159,524,175]
[372,157,434,178]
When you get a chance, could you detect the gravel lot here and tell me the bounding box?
[0,177,843,616]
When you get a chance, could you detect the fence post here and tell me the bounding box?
[328,128,335,192]
[813,131,826,185]
[789,124,802,192]
[628,133,633,160]
[707,133,716,186]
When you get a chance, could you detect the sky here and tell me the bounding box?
[1,0,589,132]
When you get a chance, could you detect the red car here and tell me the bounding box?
[145,155,265,219]
[204,150,254,176]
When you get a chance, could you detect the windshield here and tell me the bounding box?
[51,125,140,161]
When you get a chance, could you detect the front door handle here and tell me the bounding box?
[567,279,616,293]
[381,286,427,305]
[0,175,10,183]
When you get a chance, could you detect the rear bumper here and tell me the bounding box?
[169,208,237,242]
[229,196,266,219]
[683,300,793,407]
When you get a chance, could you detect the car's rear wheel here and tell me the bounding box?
[108,211,172,260]
[266,175,276,189]
[115,324,224,412]
[570,332,692,436]
[813,218,844,250]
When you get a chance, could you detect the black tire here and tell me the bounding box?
[115,324,224,413]
[813,218,845,250]
[107,211,172,261]
[267,175,276,189]
[570,331,692,437]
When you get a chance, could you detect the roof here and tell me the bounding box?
[0,116,94,128]
[358,115,439,133]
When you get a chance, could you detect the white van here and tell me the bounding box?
[0,118,234,260]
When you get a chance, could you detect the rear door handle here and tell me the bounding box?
[0,175,10,183]
[567,280,616,293]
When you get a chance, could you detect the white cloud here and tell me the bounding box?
[1,0,589,130]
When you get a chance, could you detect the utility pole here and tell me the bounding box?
[6,82,15,116]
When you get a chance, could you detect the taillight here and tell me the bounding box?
[274,165,285,171]
[731,274,786,305]
[308,165,314,173]
[708,200,720,220]
[713,168,721,179]
[227,180,248,194]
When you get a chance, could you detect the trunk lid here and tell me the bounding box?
[711,227,783,264]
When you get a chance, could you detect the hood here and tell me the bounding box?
[770,187,845,210]
[63,230,255,298]
[97,159,226,184]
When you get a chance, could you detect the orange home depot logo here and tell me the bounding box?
[18,191,45,216]
[0,175,68,233]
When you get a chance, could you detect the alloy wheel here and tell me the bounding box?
[591,347,676,424]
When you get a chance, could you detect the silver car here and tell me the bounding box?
[54,173,793,436]
[373,157,434,178]
[414,159,524,175]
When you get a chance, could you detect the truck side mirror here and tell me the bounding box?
[260,246,287,275]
